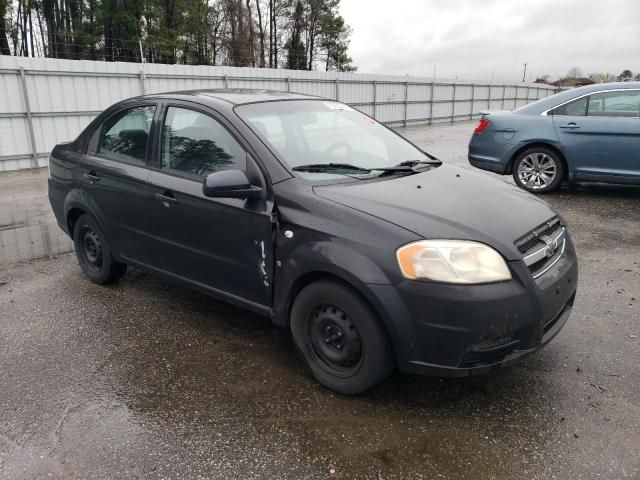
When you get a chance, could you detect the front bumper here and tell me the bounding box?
[369,236,578,377]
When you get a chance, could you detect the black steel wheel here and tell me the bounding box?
[308,304,363,376]
[290,280,394,395]
[73,214,126,284]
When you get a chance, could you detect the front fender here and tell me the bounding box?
[272,239,408,365]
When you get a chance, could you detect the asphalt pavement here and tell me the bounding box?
[1,121,639,479]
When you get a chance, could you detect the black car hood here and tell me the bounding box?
[314,164,557,260]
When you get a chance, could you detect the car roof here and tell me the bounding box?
[141,88,321,106]
[516,81,640,115]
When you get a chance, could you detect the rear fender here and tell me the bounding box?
[63,189,113,244]
[509,140,575,180]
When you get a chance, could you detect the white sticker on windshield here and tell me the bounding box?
[323,101,354,111]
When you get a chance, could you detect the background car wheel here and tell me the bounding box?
[512,147,565,193]
[73,214,126,284]
[290,280,394,395]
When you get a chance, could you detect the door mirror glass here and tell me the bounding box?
[203,169,262,199]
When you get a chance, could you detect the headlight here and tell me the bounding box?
[396,240,512,284]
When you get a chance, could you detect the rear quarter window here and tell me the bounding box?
[550,96,587,116]
[97,106,156,164]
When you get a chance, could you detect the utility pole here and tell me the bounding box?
[522,62,528,82]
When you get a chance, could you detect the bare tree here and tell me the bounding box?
[255,0,266,67]
[566,66,582,79]
[0,0,11,54]
[588,72,605,83]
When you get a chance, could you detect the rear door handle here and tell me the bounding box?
[83,171,100,184]
[559,123,580,129]
[154,192,179,207]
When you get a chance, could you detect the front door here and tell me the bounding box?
[551,90,640,183]
[146,105,274,307]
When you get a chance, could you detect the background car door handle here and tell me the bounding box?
[154,192,179,207]
[559,123,580,129]
[83,171,100,184]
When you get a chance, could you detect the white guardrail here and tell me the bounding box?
[0,56,558,172]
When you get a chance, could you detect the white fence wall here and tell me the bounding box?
[0,56,558,172]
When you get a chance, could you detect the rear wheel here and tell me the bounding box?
[512,147,564,193]
[290,280,394,395]
[73,214,126,284]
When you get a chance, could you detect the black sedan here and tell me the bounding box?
[48,89,578,394]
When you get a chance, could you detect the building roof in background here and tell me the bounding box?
[551,77,595,87]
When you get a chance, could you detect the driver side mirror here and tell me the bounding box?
[202,170,262,199]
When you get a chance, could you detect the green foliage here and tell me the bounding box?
[617,69,633,82]
[0,0,10,55]
[285,0,306,69]
[2,0,356,72]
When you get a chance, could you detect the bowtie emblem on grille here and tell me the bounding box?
[545,238,558,258]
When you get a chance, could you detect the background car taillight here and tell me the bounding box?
[474,118,490,134]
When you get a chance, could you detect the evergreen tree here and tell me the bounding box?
[1,0,356,71]
[285,0,306,69]
[0,0,11,55]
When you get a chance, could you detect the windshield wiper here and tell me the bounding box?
[292,163,373,174]
[292,160,442,177]
[374,159,443,177]
[394,159,443,168]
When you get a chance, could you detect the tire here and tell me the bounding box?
[290,280,394,395]
[512,147,565,193]
[73,214,127,284]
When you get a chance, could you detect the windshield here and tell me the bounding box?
[236,100,431,181]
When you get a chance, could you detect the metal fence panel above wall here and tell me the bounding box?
[0,56,558,172]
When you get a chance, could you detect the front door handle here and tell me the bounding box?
[559,123,580,129]
[154,192,179,207]
[83,171,100,184]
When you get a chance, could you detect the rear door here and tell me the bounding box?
[146,103,274,307]
[78,103,159,264]
[551,90,640,183]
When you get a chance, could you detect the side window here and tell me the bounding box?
[98,106,156,163]
[550,96,587,116]
[587,91,640,117]
[162,107,246,178]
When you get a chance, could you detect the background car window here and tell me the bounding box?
[587,91,640,117]
[162,107,246,177]
[98,106,156,163]
[550,96,587,116]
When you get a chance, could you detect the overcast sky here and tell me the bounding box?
[339,0,639,82]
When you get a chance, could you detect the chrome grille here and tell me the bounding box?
[517,219,562,254]
[516,218,566,278]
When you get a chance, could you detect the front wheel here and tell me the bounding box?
[290,280,394,395]
[73,214,127,284]
[512,148,565,193]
